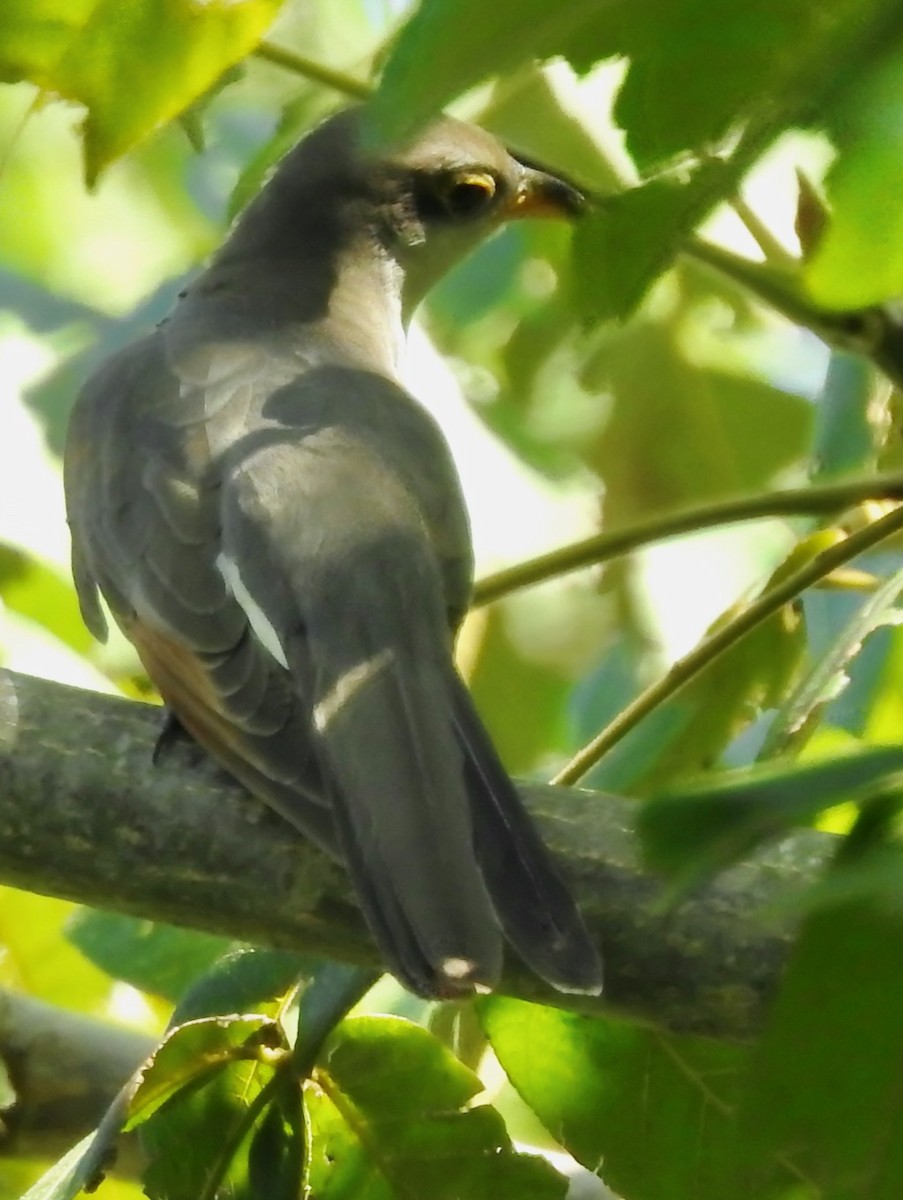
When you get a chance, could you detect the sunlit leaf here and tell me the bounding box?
[16,1133,103,1200]
[0,0,284,181]
[760,562,903,758]
[128,1015,291,1200]
[639,745,903,884]
[738,901,903,1196]
[0,888,111,1008]
[125,1014,284,1129]
[373,0,599,142]
[309,1016,566,1199]
[0,546,91,655]
[807,44,903,307]
[479,996,799,1199]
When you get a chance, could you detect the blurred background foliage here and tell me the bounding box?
[5,0,903,1197]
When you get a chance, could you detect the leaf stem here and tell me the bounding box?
[253,42,372,100]
[551,502,903,786]
[474,474,903,606]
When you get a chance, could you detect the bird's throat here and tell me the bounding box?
[321,237,408,378]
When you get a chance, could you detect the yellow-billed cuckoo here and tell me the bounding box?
[64,106,602,998]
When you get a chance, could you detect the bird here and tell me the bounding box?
[64,105,603,1000]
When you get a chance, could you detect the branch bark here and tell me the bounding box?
[0,669,833,1041]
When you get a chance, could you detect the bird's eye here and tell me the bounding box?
[438,171,498,219]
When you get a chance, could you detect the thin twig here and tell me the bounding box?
[253,42,372,100]
[684,236,903,395]
[474,473,903,606]
[552,502,903,785]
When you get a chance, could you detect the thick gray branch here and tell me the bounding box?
[0,669,832,1040]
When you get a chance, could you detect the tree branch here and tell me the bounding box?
[0,989,154,1165]
[0,669,834,1041]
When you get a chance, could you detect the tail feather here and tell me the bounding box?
[450,672,603,996]
[306,633,503,997]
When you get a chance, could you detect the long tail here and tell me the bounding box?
[450,672,603,995]
[301,614,503,997]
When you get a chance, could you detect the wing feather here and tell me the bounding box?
[65,330,334,853]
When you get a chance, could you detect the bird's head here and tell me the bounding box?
[219,106,585,320]
[360,111,585,312]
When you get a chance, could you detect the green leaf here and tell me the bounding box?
[807,45,903,307]
[126,1014,284,1129]
[739,901,903,1196]
[15,1133,103,1200]
[0,0,284,181]
[293,962,380,1075]
[247,1083,307,1200]
[601,0,848,170]
[573,165,733,323]
[637,602,804,792]
[377,0,901,187]
[582,322,813,510]
[309,1015,566,1199]
[0,546,91,655]
[14,1095,152,1200]
[759,563,903,759]
[320,1015,481,1113]
[479,997,797,1199]
[481,68,626,196]
[131,1015,289,1200]
[373,0,599,142]
[565,0,903,318]
[468,605,572,775]
[66,911,231,1002]
[0,888,112,1010]
[639,746,903,884]
[173,946,312,1025]
[0,1055,13,1113]
[566,0,900,172]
